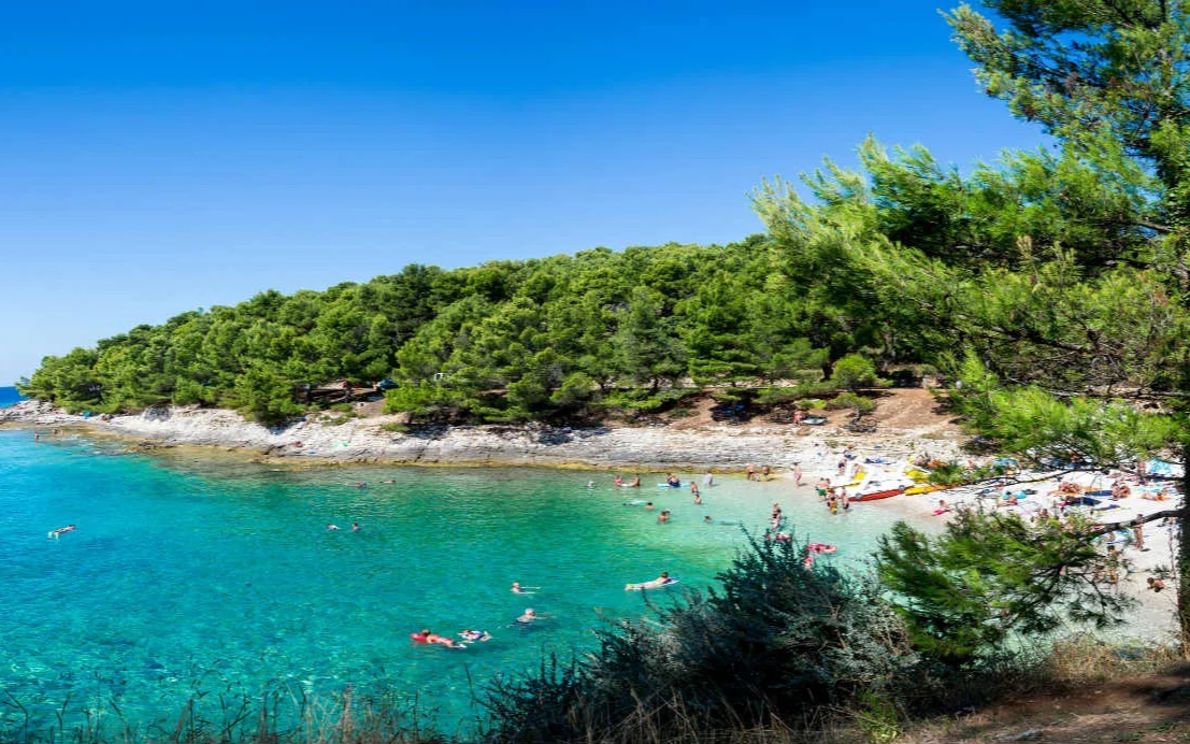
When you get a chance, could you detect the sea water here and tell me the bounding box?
[0,386,24,408]
[0,431,916,738]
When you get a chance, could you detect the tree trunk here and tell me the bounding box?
[1180,440,1190,655]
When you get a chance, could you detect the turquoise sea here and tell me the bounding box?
[0,430,917,739]
[0,385,24,407]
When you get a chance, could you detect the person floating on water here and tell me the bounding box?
[48,524,76,539]
[704,515,714,524]
[586,480,595,489]
[352,522,361,532]
[657,509,671,524]
[459,629,491,642]
[327,523,340,531]
[626,571,676,591]
[511,581,539,595]
[516,608,540,624]
[645,502,655,511]
[411,629,463,648]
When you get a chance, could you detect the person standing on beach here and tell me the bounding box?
[1134,520,1147,551]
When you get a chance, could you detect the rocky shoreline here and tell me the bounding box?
[0,399,964,470]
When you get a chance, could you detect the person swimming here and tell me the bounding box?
[326,523,340,531]
[614,475,624,487]
[411,629,462,648]
[516,608,540,624]
[586,480,595,489]
[351,522,361,532]
[665,473,680,487]
[629,475,641,488]
[645,502,656,511]
[626,571,676,591]
[704,515,714,524]
[48,524,76,539]
[511,581,539,594]
[657,509,671,524]
[459,629,492,642]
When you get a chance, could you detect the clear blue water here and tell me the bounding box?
[0,431,916,739]
[0,386,23,407]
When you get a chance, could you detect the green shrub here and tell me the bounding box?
[830,353,884,391]
[379,422,408,434]
[826,391,876,413]
[481,537,914,742]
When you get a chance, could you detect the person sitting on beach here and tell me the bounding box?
[327,523,341,531]
[657,509,672,524]
[1149,577,1166,593]
[517,608,540,624]
[998,492,1018,507]
[934,499,950,516]
[836,459,846,476]
[629,475,641,488]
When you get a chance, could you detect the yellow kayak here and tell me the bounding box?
[905,468,931,482]
[905,483,945,496]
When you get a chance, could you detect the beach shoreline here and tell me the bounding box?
[0,399,964,471]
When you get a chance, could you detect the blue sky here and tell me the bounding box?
[0,1,1042,385]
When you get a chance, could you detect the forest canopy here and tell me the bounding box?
[21,236,888,424]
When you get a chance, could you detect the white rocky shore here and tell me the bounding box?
[0,399,963,470]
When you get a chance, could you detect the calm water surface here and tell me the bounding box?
[0,430,913,737]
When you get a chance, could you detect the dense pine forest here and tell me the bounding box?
[20,234,897,424]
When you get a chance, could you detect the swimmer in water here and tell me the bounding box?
[511,581,538,595]
[459,629,491,642]
[516,608,539,624]
[704,515,714,524]
[352,522,361,532]
[614,475,624,487]
[645,501,656,511]
[629,475,641,488]
[657,509,671,524]
[327,523,340,531]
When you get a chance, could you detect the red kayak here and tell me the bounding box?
[851,487,904,502]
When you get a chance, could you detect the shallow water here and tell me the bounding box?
[0,431,915,738]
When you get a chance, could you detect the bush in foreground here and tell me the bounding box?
[481,536,915,743]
